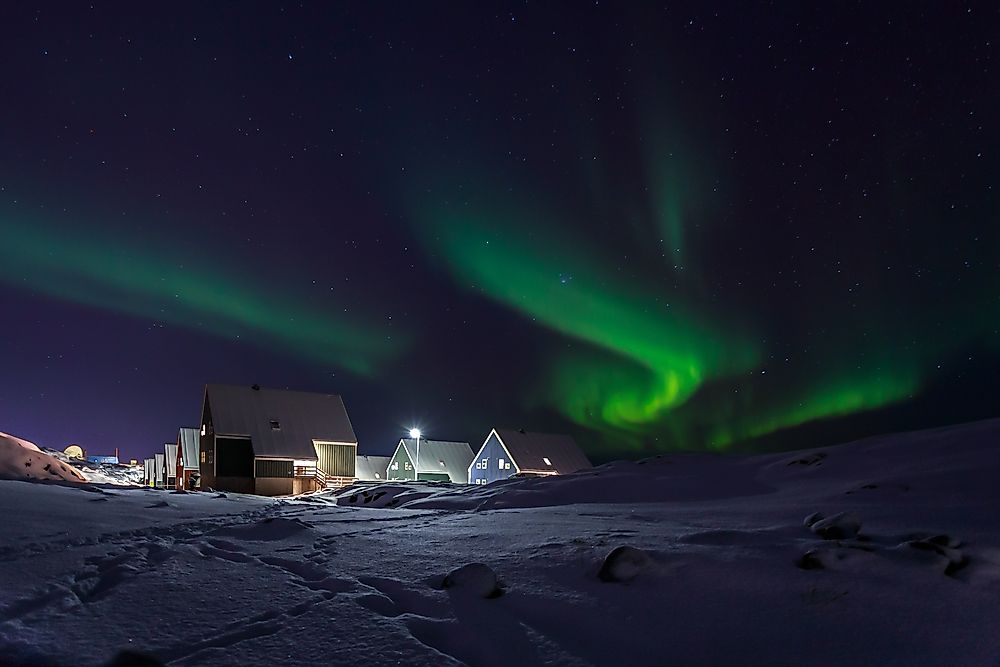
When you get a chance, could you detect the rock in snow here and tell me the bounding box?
[809,512,862,540]
[598,545,654,583]
[441,562,502,598]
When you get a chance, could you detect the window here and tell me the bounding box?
[201,424,207,436]
[269,420,281,430]
[404,462,411,470]
[374,473,381,479]
[543,457,552,466]
[498,458,505,469]
[475,461,482,469]
[481,458,488,467]
[439,460,446,467]
[200,451,206,463]
[505,462,511,469]
[392,462,399,470]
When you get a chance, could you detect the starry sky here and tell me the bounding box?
[0,2,996,461]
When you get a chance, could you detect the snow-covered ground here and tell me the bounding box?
[1,419,999,666]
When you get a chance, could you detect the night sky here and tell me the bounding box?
[0,3,996,462]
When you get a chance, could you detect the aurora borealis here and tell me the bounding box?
[0,3,996,459]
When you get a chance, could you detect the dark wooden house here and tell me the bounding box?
[386,438,473,483]
[198,384,359,496]
[175,427,200,490]
[469,428,592,485]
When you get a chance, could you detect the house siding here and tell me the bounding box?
[200,395,215,490]
[469,433,516,485]
[316,442,356,477]
[386,446,415,481]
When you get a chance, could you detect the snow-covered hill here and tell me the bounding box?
[0,432,87,484]
[0,419,998,666]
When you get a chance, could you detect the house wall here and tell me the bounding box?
[469,433,516,485]
[200,396,215,490]
[386,446,415,481]
[315,442,356,477]
[292,477,317,495]
[255,477,293,496]
[417,472,451,482]
[212,437,253,493]
[215,476,254,494]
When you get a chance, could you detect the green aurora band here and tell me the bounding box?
[415,200,761,438]
[414,192,925,450]
[0,217,400,376]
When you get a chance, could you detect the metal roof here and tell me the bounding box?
[492,429,592,475]
[204,384,357,460]
[355,455,391,481]
[177,427,200,471]
[397,438,474,483]
[164,444,178,474]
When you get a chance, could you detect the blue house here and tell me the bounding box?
[468,428,592,485]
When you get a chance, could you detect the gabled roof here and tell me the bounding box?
[493,429,592,475]
[164,444,178,475]
[204,384,357,460]
[396,438,473,483]
[355,455,391,481]
[178,427,200,471]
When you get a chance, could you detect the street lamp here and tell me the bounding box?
[409,428,421,481]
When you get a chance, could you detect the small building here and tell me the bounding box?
[87,454,120,465]
[469,428,592,485]
[175,427,201,490]
[164,443,178,489]
[199,384,358,496]
[386,438,473,483]
[64,445,85,460]
[355,455,391,482]
[154,452,166,488]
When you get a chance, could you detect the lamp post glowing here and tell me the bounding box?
[409,428,421,481]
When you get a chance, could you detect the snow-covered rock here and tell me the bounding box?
[441,562,502,598]
[597,545,654,582]
[0,431,87,483]
[808,511,862,540]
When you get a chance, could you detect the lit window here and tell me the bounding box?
[201,425,207,436]
[404,462,411,470]
[475,462,482,469]
[505,463,511,469]
[200,451,206,463]
[374,473,380,479]
[439,460,446,467]
[481,458,488,467]
[498,458,505,469]
[392,462,399,470]
[543,457,552,465]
